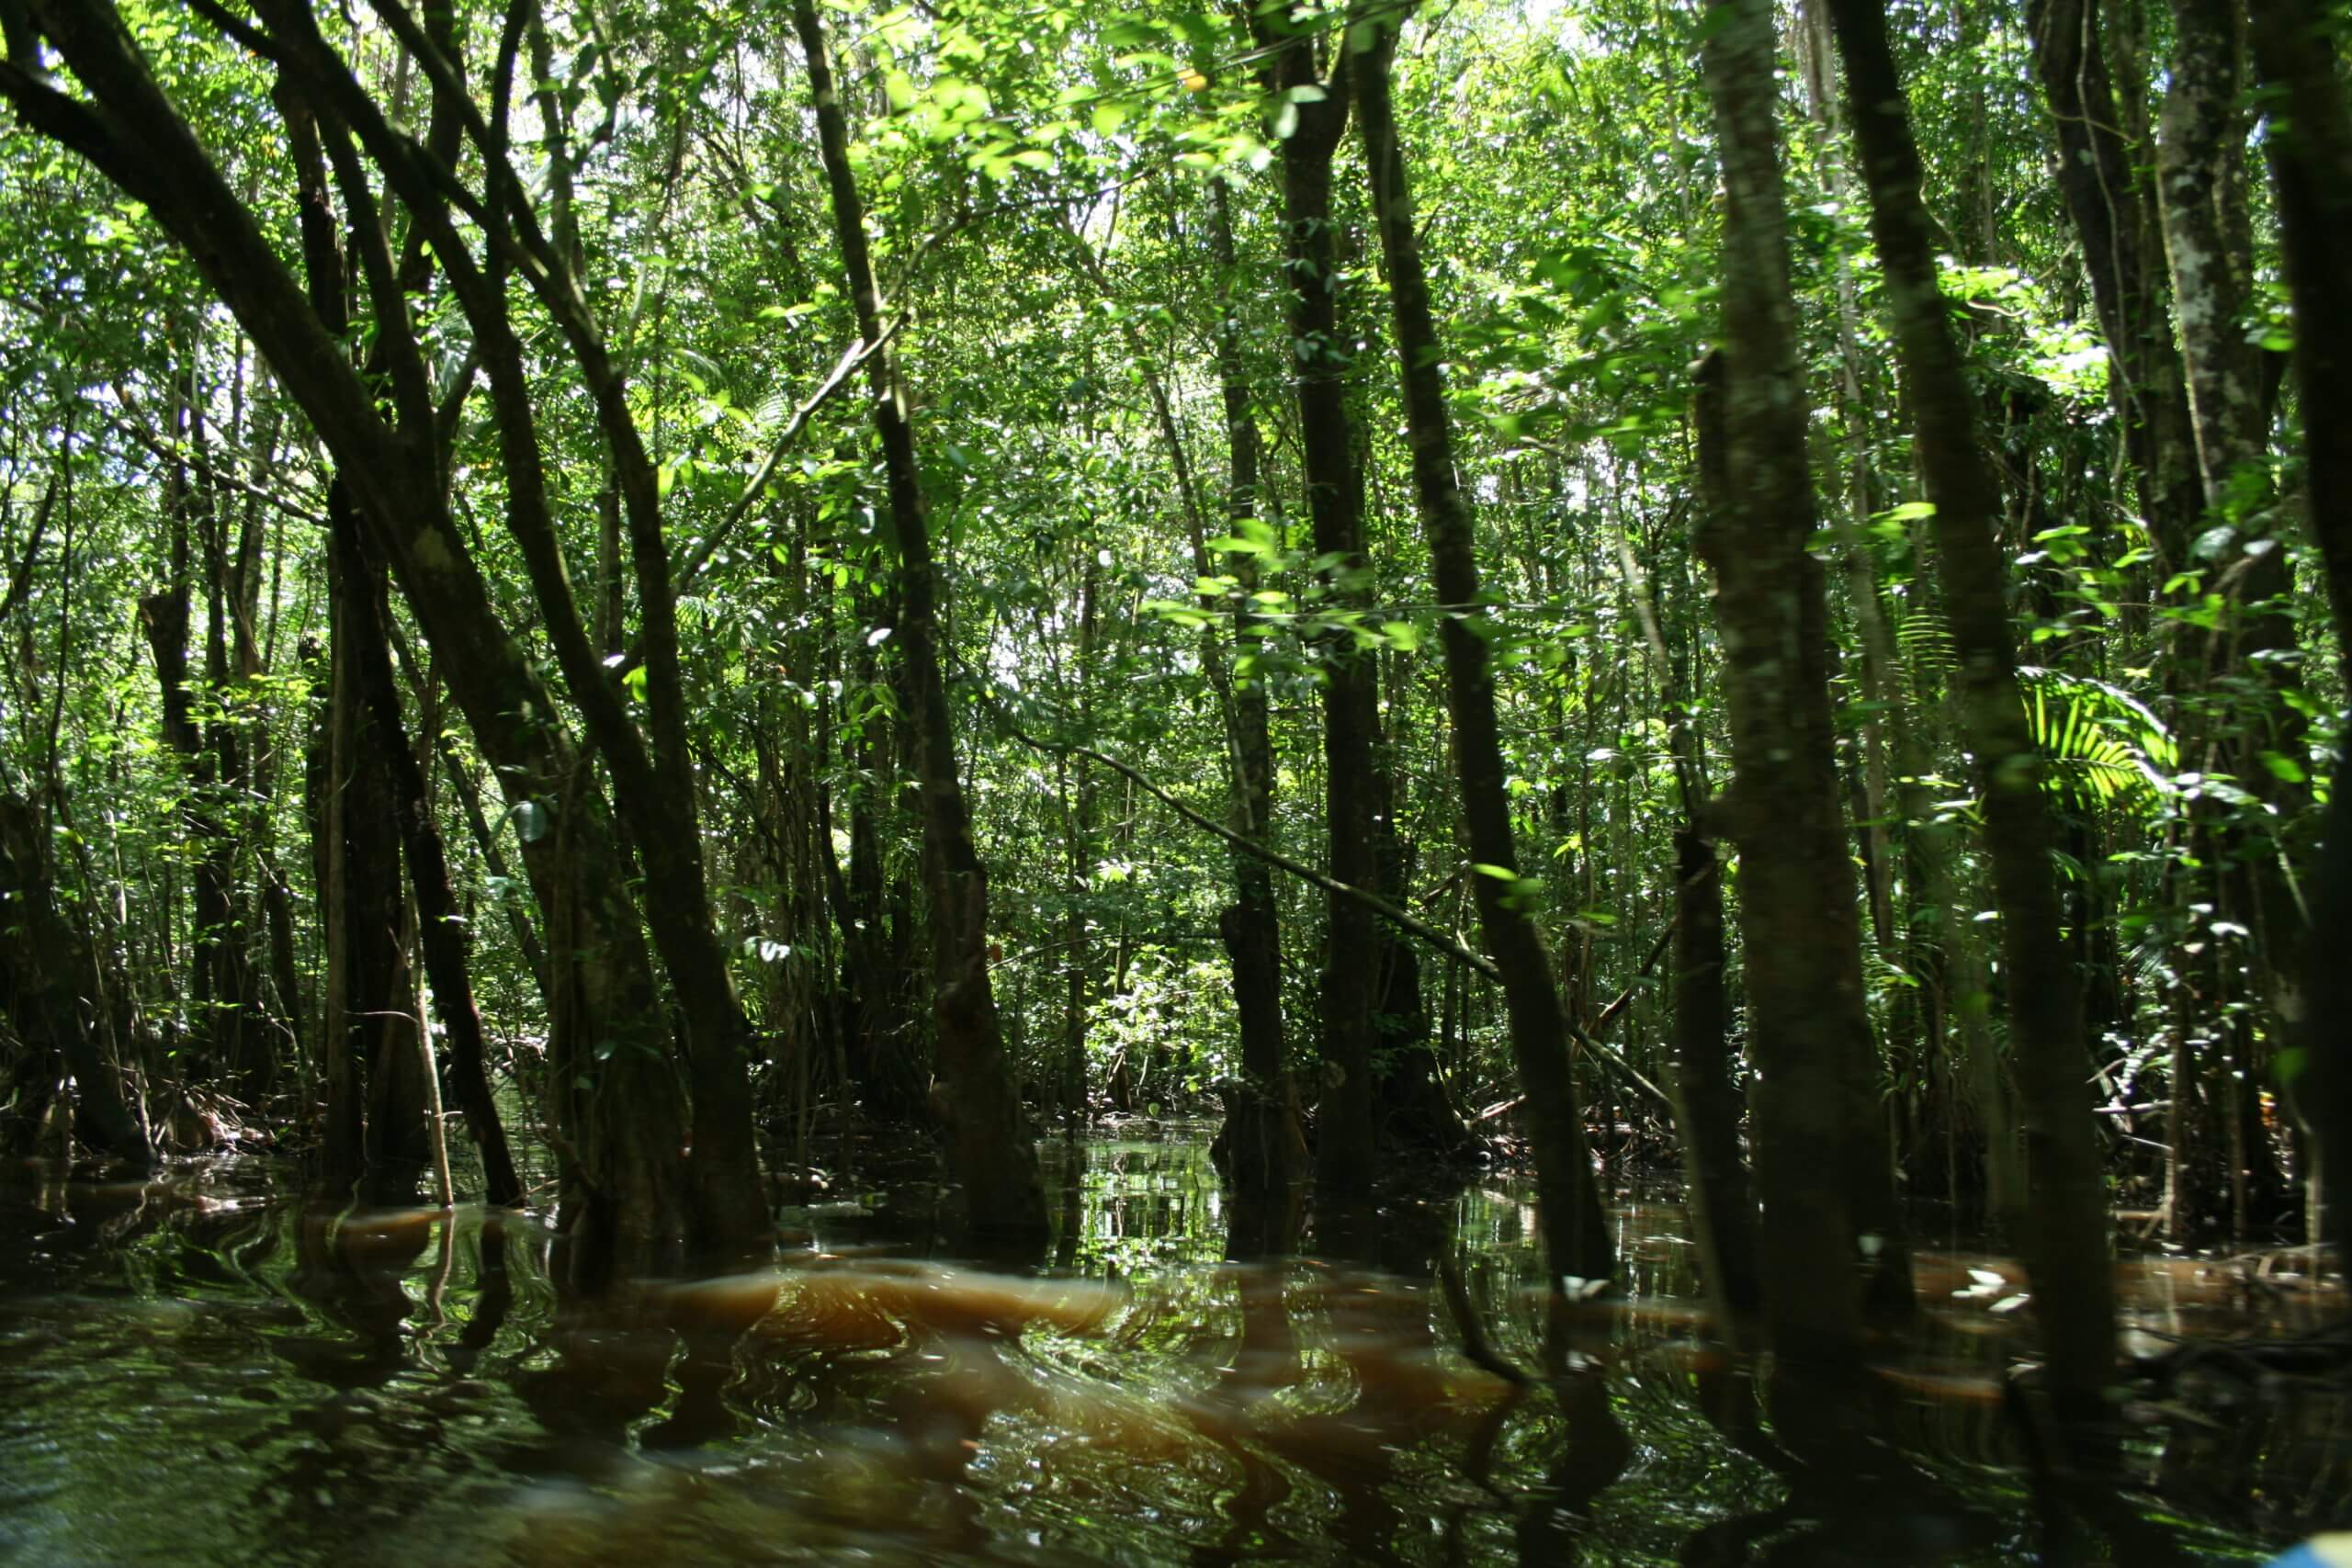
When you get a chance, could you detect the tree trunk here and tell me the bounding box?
[2249,0,2352,671]
[2027,0,2202,574]
[1060,548,1101,1126]
[1355,12,1611,1282]
[1695,0,1894,1440]
[273,71,692,1277]
[350,607,522,1208]
[2251,0,2352,1249]
[318,498,415,1201]
[2157,0,2311,1236]
[137,423,247,1092]
[1829,0,2118,1442]
[1668,830,1760,1322]
[0,791,151,1162]
[791,0,1046,1247]
[1370,653,1473,1157]
[1254,19,1381,1227]
[1207,178,1303,1214]
[2299,742,2350,1276]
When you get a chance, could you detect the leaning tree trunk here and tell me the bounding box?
[0,2,703,1280]
[791,0,1046,1247]
[1828,0,2117,1446]
[277,71,693,1279]
[1695,0,1902,1443]
[1355,12,1611,1282]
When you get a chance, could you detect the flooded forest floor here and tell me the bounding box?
[1,1123,2346,1566]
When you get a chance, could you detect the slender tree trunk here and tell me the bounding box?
[192,413,262,1098]
[1668,830,1759,1323]
[425,715,548,1007]
[318,499,413,1200]
[1829,0,2118,1444]
[1060,551,1101,1126]
[1369,674,1468,1157]
[1355,12,1611,1282]
[138,418,245,1089]
[791,0,1046,1246]
[274,74,690,1276]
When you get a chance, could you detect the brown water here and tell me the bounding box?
[0,1125,2339,1565]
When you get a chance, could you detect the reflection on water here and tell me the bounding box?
[0,1127,2338,1566]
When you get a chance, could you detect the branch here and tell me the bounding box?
[1003,718,1500,982]
[1002,716,1672,1111]
[1589,908,1681,1038]
[671,321,904,600]
[102,412,328,529]
[0,470,56,625]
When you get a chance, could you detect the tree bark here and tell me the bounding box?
[1355,11,1611,1282]
[791,0,1046,1247]
[2299,739,2350,1277]
[2156,0,2310,1239]
[317,495,415,1201]
[1828,0,2118,1444]
[2251,0,2352,1251]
